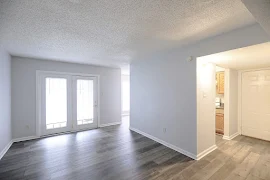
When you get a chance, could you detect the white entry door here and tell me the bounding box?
[242,70,270,141]
[39,72,98,136]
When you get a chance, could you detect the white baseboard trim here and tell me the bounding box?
[2,124,125,159]
[197,145,217,160]
[129,127,197,160]
[99,122,121,128]
[0,136,40,160]
[223,132,239,140]
[0,140,13,160]
[13,136,39,143]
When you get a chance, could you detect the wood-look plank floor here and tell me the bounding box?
[1,117,270,180]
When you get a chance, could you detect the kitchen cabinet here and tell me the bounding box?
[216,72,224,94]
[216,109,224,135]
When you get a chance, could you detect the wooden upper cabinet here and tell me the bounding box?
[216,72,224,94]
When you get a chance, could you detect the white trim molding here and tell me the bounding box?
[196,145,217,160]
[130,127,197,160]
[99,122,121,128]
[0,137,40,160]
[0,141,13,160]
[12,136,40,143]
[238,71,242,135]
[223,132,239,140]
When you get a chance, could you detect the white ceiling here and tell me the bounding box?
[0,0,256,71]
[199,42,270,70]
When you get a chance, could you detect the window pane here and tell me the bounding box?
[77,79,93,125]
[122,81,130,112]
[46,78,67,129]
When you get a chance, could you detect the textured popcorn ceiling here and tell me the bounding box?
[199,42,270,70]
[242,0,270,37]
[0,0,255,69]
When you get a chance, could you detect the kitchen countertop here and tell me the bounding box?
[216,106,224,109]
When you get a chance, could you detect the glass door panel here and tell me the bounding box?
[45,78,67,129]
[41,73,72,136]
[122,80,130,113]
[77,79,94,125]
[73,76,98,130]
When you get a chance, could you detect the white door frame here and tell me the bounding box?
[36,70,100,137]
[238,67,270,136]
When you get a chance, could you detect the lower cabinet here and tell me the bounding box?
[216,113,224,135]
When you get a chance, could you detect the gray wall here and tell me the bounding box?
[130,24,269,157]
[131,50,197,155]
[11,57,121,139]
[228,69,239,136]
[196,62,216,156]
[0,48,11,156]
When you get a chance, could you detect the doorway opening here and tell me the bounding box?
[215,66,225,137]
[197,42,270,158]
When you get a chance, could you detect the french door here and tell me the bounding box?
[72,76,98,131]
[39,72,98,136]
